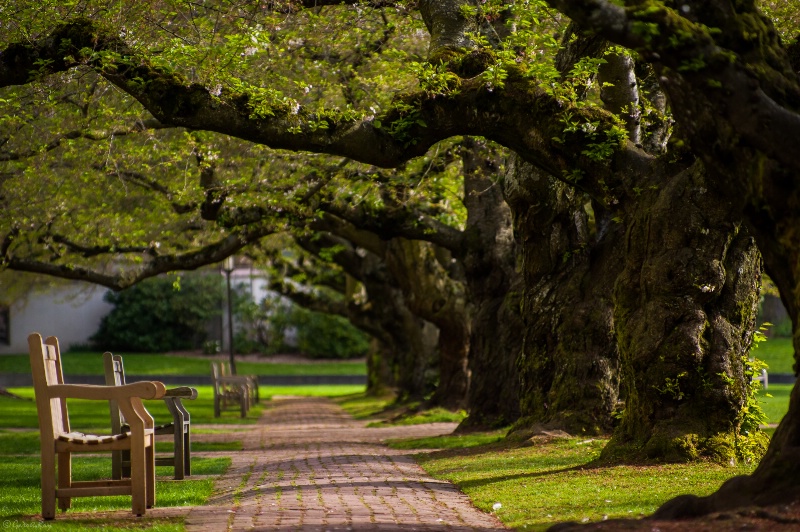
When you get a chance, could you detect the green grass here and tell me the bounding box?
[759,383,792,424]
[367,407,468,427]
[0,383,363,530]
[0,352,366,376]
[389,430,505,450]
[752,336,794,374]
[412,435,758,530]
[0,384,363,431]
[0,386,266,429]
[342,391,790,531]
[0,455,228,530]
[333,392,396,419]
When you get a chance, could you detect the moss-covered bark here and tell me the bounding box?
[458,139,523,430]
[606,160,763,462]
[384,237,469,409]
[505,156,621,436]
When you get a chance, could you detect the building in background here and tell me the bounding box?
[0,283,113,354]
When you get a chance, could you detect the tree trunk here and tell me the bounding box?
[458,138,524,430]
[606,160,764,463]
[351,252,440,403]
[384,238,469,410]
[506,156,621,435]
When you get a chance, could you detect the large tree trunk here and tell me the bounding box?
[505,156,621,435]
[293,235,439,402]
[384,238,469,409]
[606,161,764,462]
[348,252,440,403]
[458,139,524,430]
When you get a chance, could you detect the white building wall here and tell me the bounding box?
[0,284,113,354]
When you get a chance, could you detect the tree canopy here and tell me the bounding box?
[4,0,800,521]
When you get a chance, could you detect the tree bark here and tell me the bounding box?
[384,237,470,410]
[505,156,621,435]
[458,138,524,430]
[293,235,439,401]
[607,160,764,462]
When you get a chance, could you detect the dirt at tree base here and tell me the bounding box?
[550,500,800,531]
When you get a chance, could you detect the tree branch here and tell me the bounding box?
[0,17,646,195]
[2,226,277,290]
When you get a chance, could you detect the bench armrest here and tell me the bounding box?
[164,386,198,400]
[48,381,166,400]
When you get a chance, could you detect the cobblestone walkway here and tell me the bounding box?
[185,396,507,531]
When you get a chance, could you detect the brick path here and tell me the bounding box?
[185,396,507,531]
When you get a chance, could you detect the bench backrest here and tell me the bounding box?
[103,352,127,434]
[28,333,69,442]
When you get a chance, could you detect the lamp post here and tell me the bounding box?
[222,256,237,375]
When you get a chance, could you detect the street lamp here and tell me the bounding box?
[222,256,237,375]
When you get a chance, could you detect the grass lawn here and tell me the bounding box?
[409,434,758,531]
[759,383,792,424]
[752,335,794,374]
[0,350,793,532]
[338,390,794,531]
[0,384,365,430]
[0,352,366,376]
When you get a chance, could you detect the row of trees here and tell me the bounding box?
[2,0,800,520]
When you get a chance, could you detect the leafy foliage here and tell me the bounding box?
[90,272,223,352]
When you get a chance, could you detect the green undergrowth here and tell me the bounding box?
[405,433,757,530]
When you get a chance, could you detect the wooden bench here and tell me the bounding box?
[211,361,249,418]
[220,360,260,406]
[104,352,198,480]
[28,333,165,519]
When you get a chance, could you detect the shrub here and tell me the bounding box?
[289,305,370,359]
[232,292,370,359]
[91,273,223,352]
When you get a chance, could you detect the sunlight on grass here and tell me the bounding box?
[412,435,757,531]
[0,352,366,376]
[0,385,364,430]
[333,392,396,419]
[388,430,505,450]
[367,407,468,427]
[0,456,228,528]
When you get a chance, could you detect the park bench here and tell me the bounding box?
[220,360,260,406]
[28,333,164,519]
[103,352,198,480]
[211,361,249,418]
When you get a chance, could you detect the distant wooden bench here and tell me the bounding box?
[220,360,260,406]
[211,361,249,418]
[104,352,198,480]
[28,333,165,519]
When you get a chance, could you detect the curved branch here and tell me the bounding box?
[547,0,800,175]
[0,119,166,162]
[3,226,276,290]
[0,17,647,197]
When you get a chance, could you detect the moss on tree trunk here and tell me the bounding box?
[605,161,764,463]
